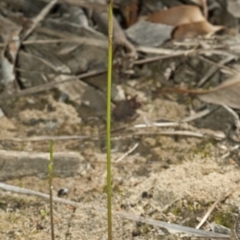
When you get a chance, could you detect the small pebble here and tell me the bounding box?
[57,188,69,197]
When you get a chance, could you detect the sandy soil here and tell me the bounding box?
[0,87,239,240]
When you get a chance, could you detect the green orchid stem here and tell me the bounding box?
[107,0,114,239]
[49,140,55,240]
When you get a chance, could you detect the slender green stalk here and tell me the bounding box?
[107,0,114,239]
[49,140,55,240]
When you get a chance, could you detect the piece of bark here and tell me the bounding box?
[0,150,90,180]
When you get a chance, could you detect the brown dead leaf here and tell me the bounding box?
[147,5,224,39]
[147,5,205,26]
[173,21,224,39]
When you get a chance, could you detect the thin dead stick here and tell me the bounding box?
[0,129,225,142]
[181,107,216,123]
[198,56,237,75]
[133,130,225,140]
[134,122,180,128]
[161,197,182,213]
[134,121,198,133]
[89,160,165,166]
[134,119,220,136]
[115,143,139,163]
[134,108,216,127]
[24,38,107,48]
[196,189,236,229]
[135,49,238,65]
[22,0,59,40]
[0,182,230,238]
[121,213,230,238]
[0,135,92,142]
[135,46,186,55]
[0,69,106,100]
[0,27,107,48]
[0,182,97,208]
[221,145,240,159]
[137,130,202,138]
[36,27,107,48]
[198,56,236,87]
[136,46,237,57]
[222,104,240,130]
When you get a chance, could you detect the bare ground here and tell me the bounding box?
[0,85,239,240]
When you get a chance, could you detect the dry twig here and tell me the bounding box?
[196,189,236,229]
